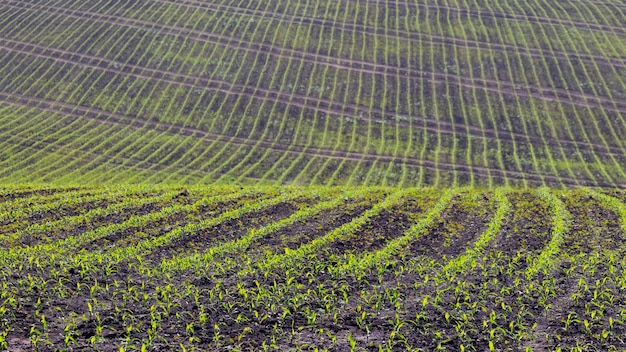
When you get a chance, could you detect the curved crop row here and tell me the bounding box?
[0,0,625,188]
[257,189,408,271]
[0,187,249,266]
[525,187,573,278]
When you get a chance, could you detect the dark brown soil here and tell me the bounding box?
[408,194,493,261]
[26,199,103,222]
[251,200,372,255]
[2,199,170,248]
[148,197,313,262]
[490,191,552,258]
[22,201,173,250]
[600,189,626,202]
[317,195,437,257]
[2,191,626,352]
[559,191,625,254]
[0,187,78,203]
[83,211,190,252]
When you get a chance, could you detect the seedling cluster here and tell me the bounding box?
[1,185,625,351]
[0,0,625,187]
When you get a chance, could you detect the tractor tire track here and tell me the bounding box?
[1,35,623,159]
[349,0,626,34]
[1,91,618,188]
[6,1,626,116]
[153,0,626,70]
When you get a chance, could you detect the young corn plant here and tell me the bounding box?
[445,188,510,274]
[258,189,410,272]
[526,187,572,278]
[330,188,459,276]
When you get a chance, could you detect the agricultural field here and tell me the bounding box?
[0,185,625,351]
[0,0,626,187]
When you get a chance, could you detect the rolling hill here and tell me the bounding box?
[1,0,625,187]
[2,1,626,350]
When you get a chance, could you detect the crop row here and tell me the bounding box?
[2,94,605,189]
[1,185,626,350]
[0,0,625,186]
[5,1,626,120]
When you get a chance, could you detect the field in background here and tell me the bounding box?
[0,185,626,350]
[1,0,626,187]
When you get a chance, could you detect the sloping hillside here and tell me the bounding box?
[1,0,626,187]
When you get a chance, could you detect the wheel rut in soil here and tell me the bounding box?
[3,91,608,188]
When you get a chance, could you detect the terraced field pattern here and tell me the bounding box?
[1,0,626,187]
[0,185,625,350]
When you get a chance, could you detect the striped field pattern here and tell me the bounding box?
[0,185,626,350]
[0,0,626,187]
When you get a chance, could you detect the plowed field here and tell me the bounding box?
[1,185,626,351]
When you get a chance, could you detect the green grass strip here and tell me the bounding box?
[526,187,572,278]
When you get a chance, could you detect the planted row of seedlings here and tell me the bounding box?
[0,186,170,248]
[0,0,625,187]
[1,185,626,351]
[2,10,620,153]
